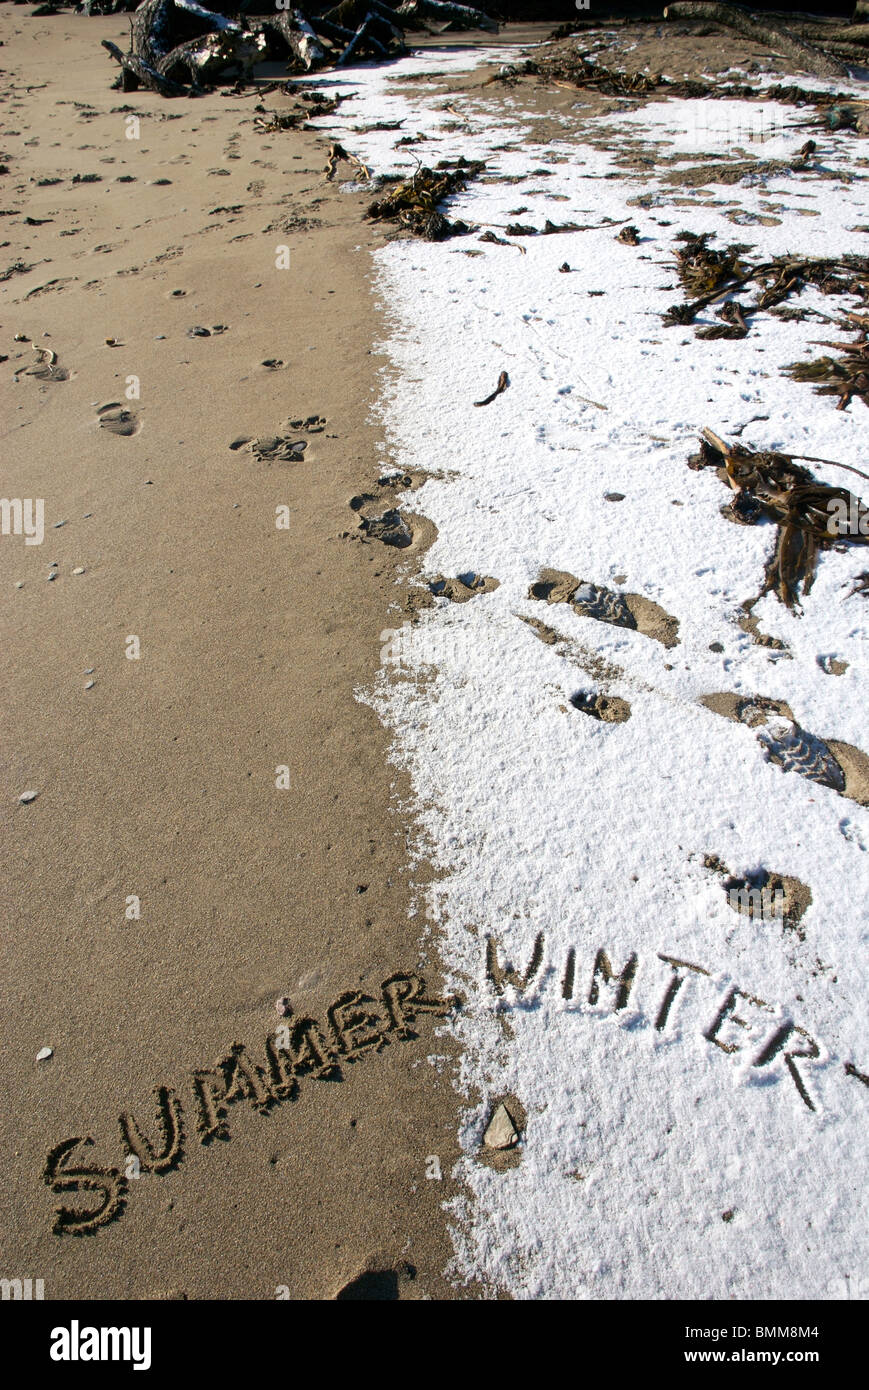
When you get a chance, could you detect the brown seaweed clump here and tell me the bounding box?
[366,158,484,241]
[532,53,659,96]
[662,231,869,332]
[689,430,869,609]
[785,322,869,412]
[673,231,748,299]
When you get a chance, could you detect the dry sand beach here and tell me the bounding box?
[1,2,868,1306]
[0,5,478,1302]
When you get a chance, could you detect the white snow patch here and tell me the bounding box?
[310,48,869,1299]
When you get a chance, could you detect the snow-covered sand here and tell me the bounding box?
[310,48,868,1299]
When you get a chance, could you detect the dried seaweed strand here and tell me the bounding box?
[690,430,869,609]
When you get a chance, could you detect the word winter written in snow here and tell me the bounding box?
[43,970,454,1236]
[50,1322,151,1372]
[485,933,839,1113]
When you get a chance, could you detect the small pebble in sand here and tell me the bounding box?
[36,1047,53,1063]
[19,790,39,804]
[84,680,95,690]
[72,567,85,575]
[47,572,56,581]
[54,520,67,528]
[85,668,94,675]
[275,997,292,1017]
[188,326,210,337]
[14,581,24,589]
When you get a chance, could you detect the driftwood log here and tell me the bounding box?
[159,28,269,87]
[793,26,869,46]
[821,44,869,63]
[371,2,407,38]
[101,38,187,94]
[309,15,357,48]
[337,18,389,65]
[663,3,849,79]
[100,0,498,95]
[397,0,498,33]
[324,0,407,33]
[259,11,327,71]
[131,0,177,69]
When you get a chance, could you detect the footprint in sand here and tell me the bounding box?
[334,1263,417,1301]
[287,415,326,433]
[569,690,631,723]
[704,854,812,937]
[355,506,438,554]
[23,277,73,300]
[230,416,326,464]
[429,572,499,603]
[97,402,139,437]
[361,509,413,548]
[13,343,69,383]
[230,434,306,463]
[529,567,680,648]
[349,465,437,555]
[817,654,848,676]
[700,693,869,806]
[757,718,846,793]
